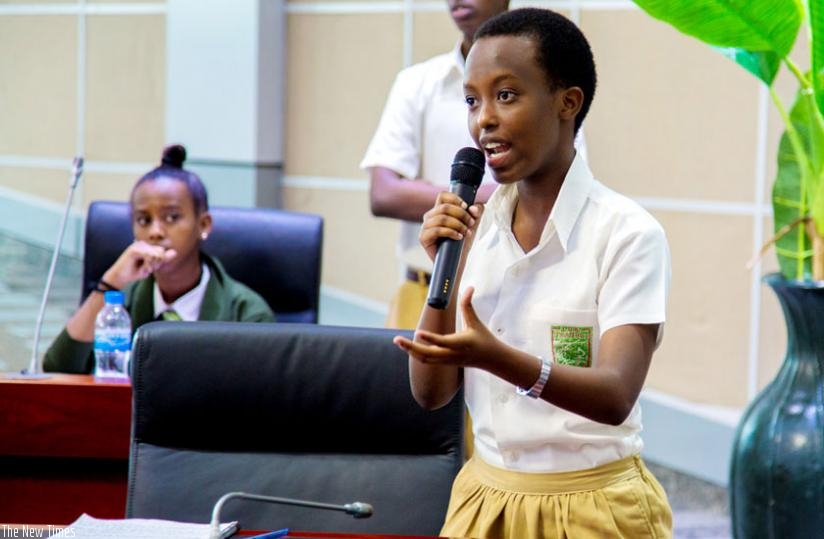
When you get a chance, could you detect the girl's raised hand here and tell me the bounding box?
[103,240,178,288]
[395,287,503,370]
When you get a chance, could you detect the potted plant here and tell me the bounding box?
[630,1,824,538]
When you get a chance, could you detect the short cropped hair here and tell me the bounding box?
[475,8,597,133]
[131,144,209,214]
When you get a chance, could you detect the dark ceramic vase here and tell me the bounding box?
[729,273,824,538]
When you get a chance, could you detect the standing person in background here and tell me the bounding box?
[361,0,509,330]
[395,8,672,538]
[44,144,275,374]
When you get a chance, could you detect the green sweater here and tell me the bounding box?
[43,253,275,374]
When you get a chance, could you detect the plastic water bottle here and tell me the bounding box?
[94,290,132,380]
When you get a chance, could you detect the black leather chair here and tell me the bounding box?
[83,201,323,323]
[127,322,464,535]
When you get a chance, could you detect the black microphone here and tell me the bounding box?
[208,491,373,539]
[426,147,486,310]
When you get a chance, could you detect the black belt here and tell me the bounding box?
[406,268,432,285]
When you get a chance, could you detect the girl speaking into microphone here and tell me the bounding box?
[395,8,672,538]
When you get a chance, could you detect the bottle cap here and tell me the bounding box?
[104,290,125,305]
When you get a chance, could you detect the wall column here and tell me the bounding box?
[166,0,284,208]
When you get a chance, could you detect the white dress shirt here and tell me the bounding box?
[460,152,671,472]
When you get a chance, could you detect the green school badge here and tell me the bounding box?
[551,325,592,367]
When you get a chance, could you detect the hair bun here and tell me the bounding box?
[161,144,187,168]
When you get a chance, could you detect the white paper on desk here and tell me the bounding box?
[66,513,238,538]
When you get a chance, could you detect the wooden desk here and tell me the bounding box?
[0,373,131,524]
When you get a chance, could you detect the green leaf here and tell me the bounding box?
[773,133,811,280]
[811,0,824,117]
[795,90,824,232]
[632,0,803,84]
[772,89,824,279]
[715,47,782,84]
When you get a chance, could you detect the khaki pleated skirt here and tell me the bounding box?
[440,455,672,539]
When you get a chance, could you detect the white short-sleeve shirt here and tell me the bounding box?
[460,152,671,473]
[360,43,489,273]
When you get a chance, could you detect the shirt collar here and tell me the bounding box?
[487,151,594,252]
[153,262,211,321]
[550,151,593,251]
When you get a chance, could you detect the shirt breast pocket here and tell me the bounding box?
[526,305,599,368]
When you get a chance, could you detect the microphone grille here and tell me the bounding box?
[450,147,485,186]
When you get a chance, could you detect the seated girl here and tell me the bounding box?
[44,144,275,374]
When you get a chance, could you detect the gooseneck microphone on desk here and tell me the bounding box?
[8,156,84,380]
[208,491,373,539]
[426,147,486,310]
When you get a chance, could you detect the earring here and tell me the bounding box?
[201,233,208,240]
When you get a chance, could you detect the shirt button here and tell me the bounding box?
[498,393,510,404]
[496,327,504,335]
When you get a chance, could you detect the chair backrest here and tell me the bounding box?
[127,322,464,535]
[83,201,323,323]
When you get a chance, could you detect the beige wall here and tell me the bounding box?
[285,13,403,179]
[0,8,163,206]
[0,1,794,411]
[84,15,165,164]
[0,15,77,159]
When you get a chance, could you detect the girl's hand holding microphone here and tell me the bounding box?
[419,191,484,262]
